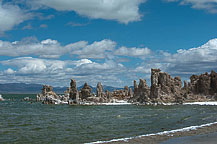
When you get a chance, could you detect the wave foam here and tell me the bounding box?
[85,121,217,144]
[184,102,217,105]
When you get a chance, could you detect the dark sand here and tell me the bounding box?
[161,132,217,144]
[106,123,217,144]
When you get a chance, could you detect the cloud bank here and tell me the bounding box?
[0,38,217,87]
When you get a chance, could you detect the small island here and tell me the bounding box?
[36,69,217,105]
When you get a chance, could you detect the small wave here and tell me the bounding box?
[184,102,217,105]
[101,102,132,106]
[85,121,217,144]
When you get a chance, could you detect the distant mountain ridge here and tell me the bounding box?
[0,83,125,94]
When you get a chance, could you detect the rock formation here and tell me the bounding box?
[37,85,68,104]
[105,90,112,99]
[188,71,217,95]
[67,79,80,104]
[131,79,150,103]
[128,88,133,98]
[23,97,33,101]
[112,86,130,100]
[186,71,217,101]
[0,94,5,101]
[149,69,183,103]
[80,82,93,100]
[96,82,104,97]
[36,85,58,102]
[36,69,217,105]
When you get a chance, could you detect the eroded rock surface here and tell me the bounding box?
[80,83,93,100]
[131,79,150,103]
[96,82,104,97]
[149,69,184,103]
[36,85,58,102]
[186,71,217,101]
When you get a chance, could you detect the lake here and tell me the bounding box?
[0,94,217,144]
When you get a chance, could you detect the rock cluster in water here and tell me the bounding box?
[0,94,5,101]
[37,85,68,104]
[130,69,217,104]
[36,69,217,105]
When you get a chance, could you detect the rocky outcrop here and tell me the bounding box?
[131,79,150,103]
[23,97,33,101]
[210,71,217,95]
[128,88,133,98]
[80,83,93,100]
[149,69,183,103]
[186,71,217,100]
[105,90,112,99]
[67,79,80,104]
[96,82,104,97]
[36,85,68,104]
[112,86,130,100]
[36,85,58,102]
[0,94,5,101]
[189,71,217,95]
[36,69,217,105]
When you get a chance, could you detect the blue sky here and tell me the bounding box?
[0,0,217,87]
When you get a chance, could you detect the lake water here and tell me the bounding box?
[1,94,217,144]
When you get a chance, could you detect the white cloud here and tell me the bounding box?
[1,38,217,87]
[71,39,116,59]
[166,0,217,13]
[0,38,119,59]
[0,37,87,58]
[174,38,217,62]
[73,59,93,67]
[4,68,16,75]
[114,46,151,57]
[1,57,65,74]
[0,57,127,87]
[31,0,146,24]
[0,2,32,34]
[163,38,217,74]
[135,38,217,77]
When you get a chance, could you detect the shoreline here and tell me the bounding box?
[86,122,217,144]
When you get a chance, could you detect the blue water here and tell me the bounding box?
[0,94,217,144]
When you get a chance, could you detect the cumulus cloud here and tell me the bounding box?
[30,0,146,24]
[4,68,16,75]
[0,37,86,58]
[0,2,32,34]
[1,38,217,87]
[1,57,65,74]
[114,46,151,57]
[0,37,152,59]
[0,38,119,59]
[135,38,217,78]
[166,0,217,13]
[163,38,217,74]
[71,39,116,59]
[168,38,217,63]
[0,57,127,87]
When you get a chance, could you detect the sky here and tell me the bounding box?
[0,0,217,87]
